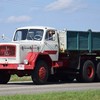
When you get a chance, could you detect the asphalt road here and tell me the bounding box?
[0,81,100,96]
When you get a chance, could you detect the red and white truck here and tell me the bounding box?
[0,26,100,84]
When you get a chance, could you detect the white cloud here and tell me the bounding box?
[6,15,32,23]
[45,0,86,12]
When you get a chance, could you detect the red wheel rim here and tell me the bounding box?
[87,66,94,78]
[39,67,46,80]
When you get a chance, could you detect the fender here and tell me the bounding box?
[25,52,39,69]
[25,52,52,69]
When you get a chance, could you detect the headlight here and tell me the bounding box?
[24,59,28,65]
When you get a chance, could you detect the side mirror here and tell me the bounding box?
[1,34,5,40]
[0,34,10,41]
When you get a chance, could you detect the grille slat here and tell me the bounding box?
[0,45,16,57]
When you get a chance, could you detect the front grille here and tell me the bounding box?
[0,45,16,57]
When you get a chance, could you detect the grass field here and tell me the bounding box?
[0,90,100,100]
[10,75,31,82]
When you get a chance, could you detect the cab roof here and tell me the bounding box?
[16,26,56,30]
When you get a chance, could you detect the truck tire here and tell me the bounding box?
[77,60,95,82]
[96,62,100,81]
[31,60,49,85]
[0,71,11,84]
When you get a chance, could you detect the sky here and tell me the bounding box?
[0,0,100,42]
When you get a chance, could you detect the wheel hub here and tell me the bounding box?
[87,66,94,78]
[39,67,46,80]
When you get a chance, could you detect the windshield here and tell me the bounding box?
[13,29,44,41]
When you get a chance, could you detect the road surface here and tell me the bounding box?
[0,81,100,96]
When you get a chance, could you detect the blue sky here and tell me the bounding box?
[0,0,100,42]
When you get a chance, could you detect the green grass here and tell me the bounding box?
[0,90,100,100]
[10,75,32,82]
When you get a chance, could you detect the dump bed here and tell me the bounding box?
[59,30,100,52]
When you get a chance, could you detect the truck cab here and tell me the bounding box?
[13,26,59,61]
[0,26,60,84]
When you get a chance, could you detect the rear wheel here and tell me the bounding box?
[31,60,49,85]
[96,62,100,81]
[76,60,95,82]
[0,71,11,84]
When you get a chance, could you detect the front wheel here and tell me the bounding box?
[0,71,11,84]
[31,60,49,85]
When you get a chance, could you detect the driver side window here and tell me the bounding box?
[45,30,55,41]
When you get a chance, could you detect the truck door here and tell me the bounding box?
[43,30,59,61]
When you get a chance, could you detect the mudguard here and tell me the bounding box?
[25,52,52,69]
[25,52,40,69]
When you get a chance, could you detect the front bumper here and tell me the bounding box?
[0,64,34,70]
